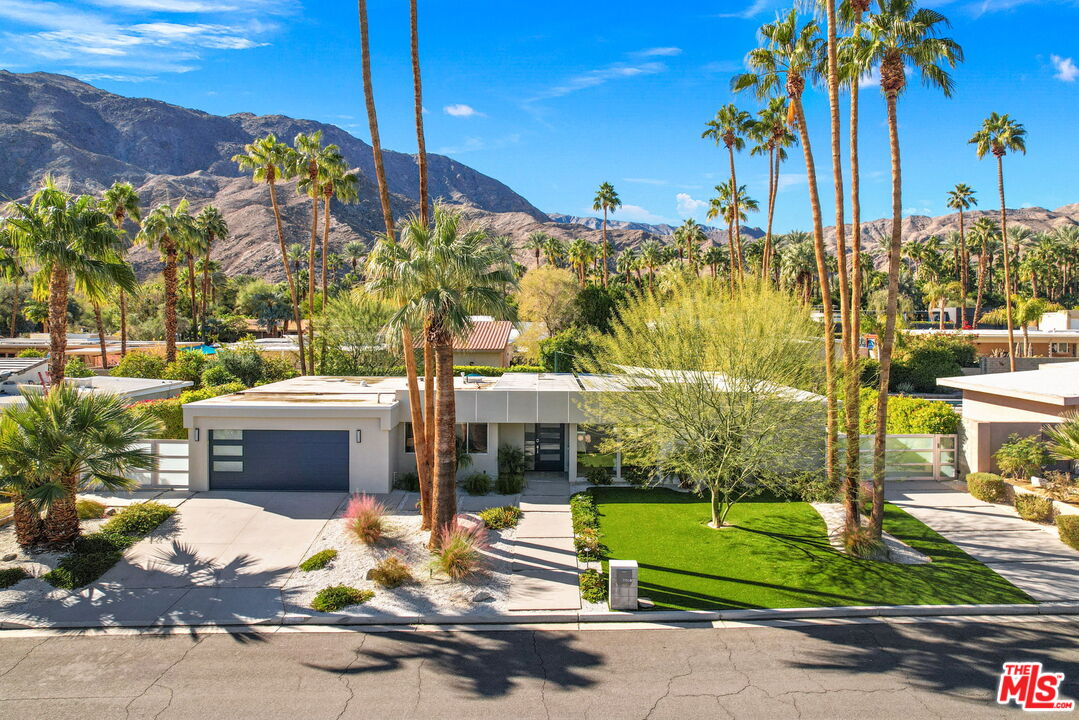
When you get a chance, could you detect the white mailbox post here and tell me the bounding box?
[608,559,639,610]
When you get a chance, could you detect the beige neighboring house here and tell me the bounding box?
[938,362,1079,475]
[452,319,516,367]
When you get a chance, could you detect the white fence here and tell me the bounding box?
[842,434,957,481]
[130,439,190,488]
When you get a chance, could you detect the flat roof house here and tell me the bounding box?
[938,362,1079,475]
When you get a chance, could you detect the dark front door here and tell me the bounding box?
[533,423,565,471]
[209,429,349,491]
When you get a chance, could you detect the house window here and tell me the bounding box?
[404,422,488,454]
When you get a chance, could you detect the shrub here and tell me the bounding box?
[0,567,30,588]
[574,527,607,561]
[584,466,613,486]
[201,363,239,387]
[538,328,596,373]
[842,525,886,560]
[1014,494,1055,523]
[1042,471,1079,503]
[621,465,651,487]
[967,472,1009,503]
[128,398,184,439]
[1058,515,1079,551]
[162,351,208,388]
[262,355,299,383]
[311,585,374,612]
[178,382,245,404]
[216,342,265,387]
[299,549,338,572]
[43,532,133,589]
[76,498,108,520]
[570,492,600,534]
[579,569,609,604]
[994,434,1050,479]
[64,356,94,378]
[478,505,522,529]
[429,520,487,580]
[344,494,386,545]
[110,351,165,379]
[496,444,527,494]
[461,471,491,496]
[859,388,960,435]
[859,357,881,388]
[100,501,176,537]
[889,333,977,392]
[394,471,420,493]
[368,555,413,588]
[16,349,45,358]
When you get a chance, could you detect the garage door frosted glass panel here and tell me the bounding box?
[209,430,349,491]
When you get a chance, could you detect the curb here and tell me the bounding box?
[4,601,1079,632]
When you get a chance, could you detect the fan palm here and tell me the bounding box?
[542,235,567,267]
[194,206,228,336]
[702,245,727,279]
[982,296,1061,357]
[852,0,962,537]
[180,212,209,338]
[232,134,307,373]
[0,385,160,547]
[639,239,663,292]
[673,219,708,275]
[367,207,515,542]
[946,183,977,326]
[707,182,759,291]
[100,182,142,356]
[969,217,999,324]
[748,97,796,280]
[317,151,358,309]
[592,183,621,287]
[567,237,594,285]
[971,112,1026,371]
[5,179,135,384]
[344,241,367,275]
[525,232,548,267]
[0,224,25,338]
[136,199,196,363]
[702,104,753,281]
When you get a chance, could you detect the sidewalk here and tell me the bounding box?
[886,481,1079,602]
[506,473,581,611]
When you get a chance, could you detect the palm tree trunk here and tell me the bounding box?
[119,290,128,356]
[411,0,430,228]
[997,155,1016,372]
[187,254,198,336]
[202,248,211,335]
[423,338,436,529]
[1022,324,1031,357]
[791,92,839,498]
[44,474,79,547]
[47,265,69,385]
[939,299,945,331]
[958,209,967,327]
[763,145,778,281]
[268,179,307,375]
[163,238,179,364]
[322,196,332,310]
[870,92,903,538]
[974,249,987,326]
[13,497,44,547]
[430,331,457,542]
[849,57,865,519]
[9,280,18,337]
[726,219,736,295]
[404,327,432,531]
[727,147,744,282]
[601,208,609,288]
[93,302,108,369]
[307,186,319,374]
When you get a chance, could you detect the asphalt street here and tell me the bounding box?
[1,617,1077,719]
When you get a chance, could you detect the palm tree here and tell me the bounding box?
[367,208,515,542]
[137,200,196,363]
[922,280,963,330]
[232,134,308,374]
[0,225,25,338]
[734,10,842,497]
[970,217,998,324]
[982,296,1061,357]
[592,183,621,287]
[748,97,796,281]
[344,241,367,275]
[100,182,142,356]
[317,150,358,308]
[707,182,759,291]
[702,104,753,282]
[639,239,663,292]
[5,179,135,384]
[971,112,1026,372]
[702,245,727,279]
[181,213,209,339]
[854,0,962,537]
[542,235,567,268]
[567,237,593,285]
[0,385,160,547]
[674,219,708,275]
[946,183,977,327]
[194,205,228,338]
[525,232,548,267]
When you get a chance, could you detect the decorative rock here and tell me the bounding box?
[472,590,495,603]
[104,507,118,517]
[1,553,16,562]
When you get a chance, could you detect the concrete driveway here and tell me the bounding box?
[101,492,346,590]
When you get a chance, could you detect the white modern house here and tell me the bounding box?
[182,373,623,493]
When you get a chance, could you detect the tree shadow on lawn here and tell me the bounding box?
[305,630,601,698]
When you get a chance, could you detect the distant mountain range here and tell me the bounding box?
[1,71,1075,279]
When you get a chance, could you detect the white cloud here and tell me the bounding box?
[858,66,881,89]
[435,133,520,156]
[676,193,708,217]
[903,207,933,216]
[612,204,670,224]
[1050,54,1078,82]
[443,103,484,118]
[716,0,775,19]
[632,47,682,57]
[528,61,666,102]
[777,173,807,191]
[702,60,742,74]
[624,177,670,186]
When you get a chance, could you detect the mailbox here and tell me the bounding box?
[608,559,639,610]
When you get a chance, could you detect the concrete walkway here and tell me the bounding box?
[507,473,581,611]
[887,481,1079,602]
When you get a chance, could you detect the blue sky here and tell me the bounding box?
[0,0,1077,232]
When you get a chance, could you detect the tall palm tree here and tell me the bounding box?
[639,239,663,292]
[970,217,998,324]
[358,0,433,529]
[567,237,593,285]
[232,134,307,374]
[525,232,548,267]
[734,10,842,498]
[592,183,621,287]
[5,179,135,384]
[0,225,25,338]
[194,205,228,338]
[971,112,1026,371]
[181,213,209,339]
[946,183,977,327]
[703,104,753,282]
[542,235,567,267]
[749,97,796,281]
[0,385,160,548]
[368,208,515,542]
[707,182,759,291]
[137,199,196,363]
[674,219,708,275]
[100,182,142,356]
[317,151,358,308]
[344,241,367,275]
[854,0,962,538]
[922,280,963,330]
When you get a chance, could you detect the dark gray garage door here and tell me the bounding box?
[209,430,349,491]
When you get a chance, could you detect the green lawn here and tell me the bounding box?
[593,487,1033,610]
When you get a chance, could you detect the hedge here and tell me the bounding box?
[858,388,960,435]
[967,472,1009,503]
[383,365,543,377]
[1058,516,1079,551]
